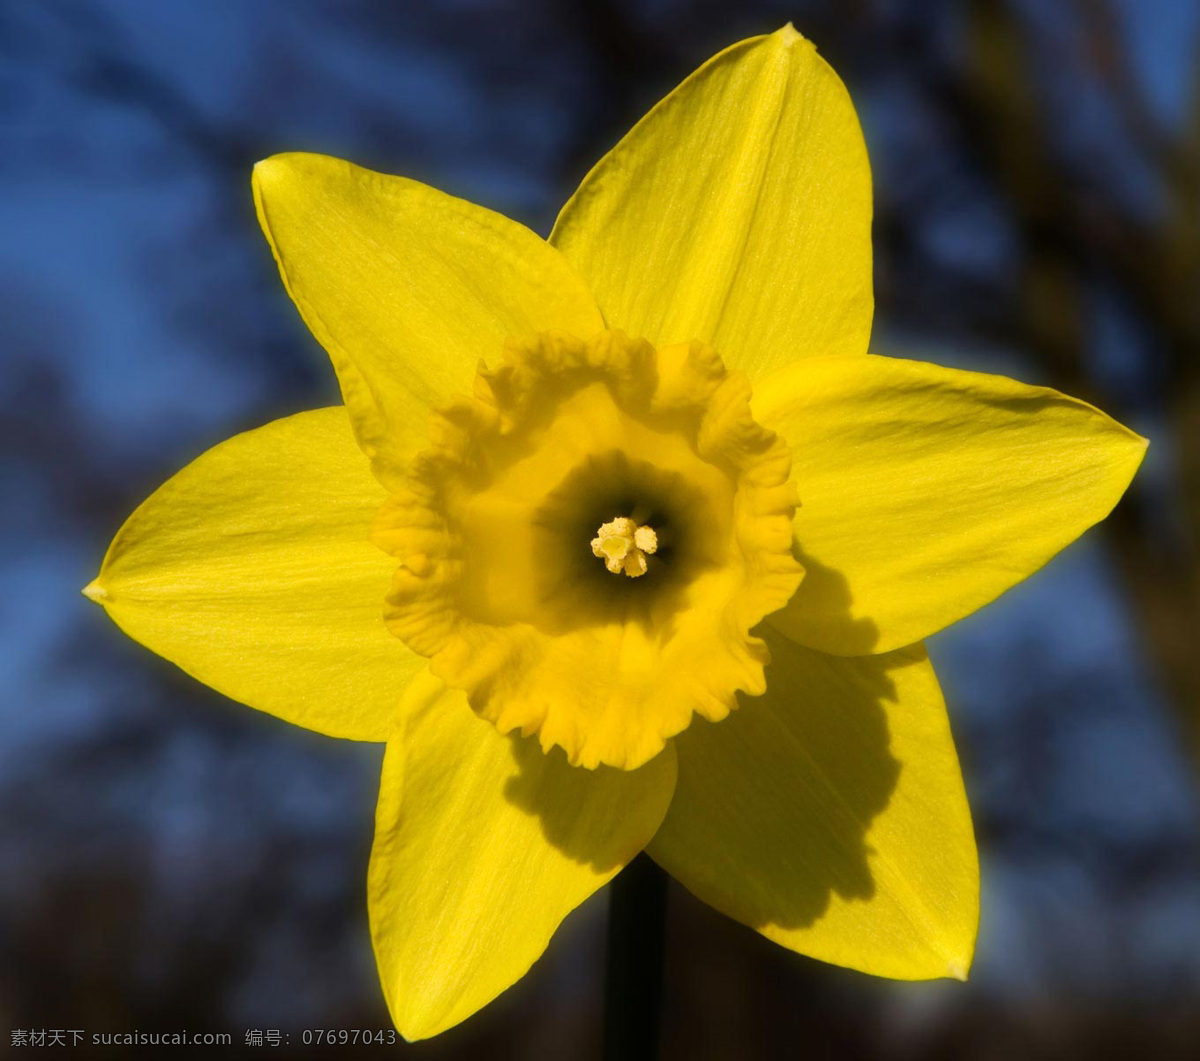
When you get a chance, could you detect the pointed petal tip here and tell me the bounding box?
[81,579,109,604]
[252,152,315,189]
[946,957,971,982]
[376,995,430,1045]
[772,23,814,53]
[251,155,286,187]
[1114,423,1150,484]
[393,1019,422,1045]
[389,1002,465,1045]
[391,1012,456,1045]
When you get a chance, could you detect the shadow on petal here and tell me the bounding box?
[499,542,906,940]
[772,542,883,656]
[652,617,901,931]
[501,734,676,874]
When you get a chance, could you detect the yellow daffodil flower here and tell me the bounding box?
[84,25,1146,1040]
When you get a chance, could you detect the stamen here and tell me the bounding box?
[591,516,658,578]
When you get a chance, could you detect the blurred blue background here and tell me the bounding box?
[3,1,1199,1057]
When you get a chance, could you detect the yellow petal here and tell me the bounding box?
[253,153,604,487]
[369,671,676,1040]
[648,627,978,980]
[550,25,872,377]
[86,408,418,741]
[755,355,1148,655]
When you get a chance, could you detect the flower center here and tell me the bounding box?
[591,516,658,577]
[371,330,803,770]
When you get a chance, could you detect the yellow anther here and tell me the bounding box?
[591,516,658,578]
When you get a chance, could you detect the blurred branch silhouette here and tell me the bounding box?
[962,0,1200,760]
[46,0,254,173]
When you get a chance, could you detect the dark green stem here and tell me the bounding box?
[603,853,667,1061]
